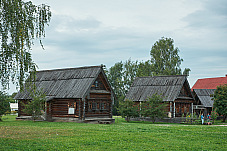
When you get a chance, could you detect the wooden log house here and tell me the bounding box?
[192,89,215,115]
[192,75,227,115]
[14,66,115,123]
[125,75,195,118]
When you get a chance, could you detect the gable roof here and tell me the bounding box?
[125,75,190,102]
[192,75,227,90]
[193,89,215,107]
[14,65,111,100]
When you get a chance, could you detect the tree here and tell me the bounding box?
[136,60,153,77]
[213,84,227,122]
[22,89,46,121]
[211,108,218,123]
[105,61,124,115]
[107,37,190,116]
[0,91,10,121]
[118,99,139,122]
[106,61,124,98]
[150,37,190,76]
[106,59,139,115]
[122,59,138,94]
[141,94,167,123]
[0,0,51,89]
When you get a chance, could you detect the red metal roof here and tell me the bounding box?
[192,75,227,90]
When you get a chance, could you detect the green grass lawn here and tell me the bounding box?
[0,115,226,151]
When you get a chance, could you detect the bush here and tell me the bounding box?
[141,94,167,123]
[5,111,11,115]
[211,109,219,123]
[11,111,17,114]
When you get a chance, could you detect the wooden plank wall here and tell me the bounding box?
[85,92,112,117]
[51,99,81,118]
[85,99,111,117]
[18,100,31,116]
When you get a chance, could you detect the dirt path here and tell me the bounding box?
[155,124,227,126]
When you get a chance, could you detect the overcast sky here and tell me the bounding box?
[7,0,227,94]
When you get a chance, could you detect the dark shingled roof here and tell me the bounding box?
[125,75,188,102]
[15,66,107,100]
[193,89,215,107]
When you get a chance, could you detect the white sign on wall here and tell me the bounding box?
[68,108,75,114]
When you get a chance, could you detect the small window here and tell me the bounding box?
[92,102,97,110]
[88,102,92,110]
[95,81,99,88]
[100,102,105,110]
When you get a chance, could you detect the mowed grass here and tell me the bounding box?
[0,115,226,151]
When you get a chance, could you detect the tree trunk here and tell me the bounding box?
[222,115,226,122]
[152,117,155,123]
[126,116,130,122]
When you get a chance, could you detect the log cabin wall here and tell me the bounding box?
[18,100,32,116]
[50,99,81,118]
[84,72,113,118]
[85,92,112,118]
[174,99,194,117]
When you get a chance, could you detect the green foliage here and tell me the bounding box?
[11,92,17,99]
[122,59,138,94]
[136,60,153,77]
[0,115,226,150]
[213,84,227,122]
[184,113,196,124]
[150,37,185,76]
[0,91,10,121]
[22,89,46,121]
[183,68,191,76]
[211,109,219,123]
[105,61,124,115]
[0,0,51,89]
[106,62,124,98]
[141,94,167,123]
[106,59,139,115]
[6,95,15,103]
[11,111,17,114]
[106,37,190,116]
[118,99,139,122]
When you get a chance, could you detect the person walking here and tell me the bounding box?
[207,113,211,125]
[201,113,204,125]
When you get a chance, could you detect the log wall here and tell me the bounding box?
[50,99,81,118]
[18,100,32,116]
[85,92,112,118]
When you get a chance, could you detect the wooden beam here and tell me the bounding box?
[170,102,172,118]
[173,102,175,118]
[109,100,112,118]
[79,100,81,120]
[99,74,109,91]
[82,98,86,121]
[44,102,47,121]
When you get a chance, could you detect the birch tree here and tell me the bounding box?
[0,0,51,89]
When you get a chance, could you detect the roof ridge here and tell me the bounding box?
[37,65,102,73]
[35,77,95,81]
[132,84,182,87]
[193,88,216,90]
[136,75,186,78]
[197,76,227,80]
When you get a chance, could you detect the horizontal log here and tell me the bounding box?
[52,115,79,117]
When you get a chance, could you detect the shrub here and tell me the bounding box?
[11,111,17,114]
[211,109,219,123]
